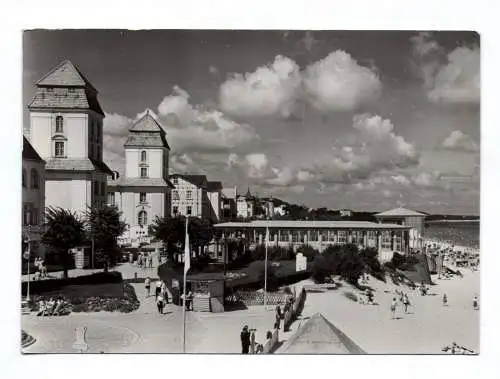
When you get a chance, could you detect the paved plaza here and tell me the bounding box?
[22,263,278,353]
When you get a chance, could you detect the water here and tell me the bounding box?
[424,221,480,249]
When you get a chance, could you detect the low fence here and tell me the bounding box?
[261,328,279,354]
[283,288,307,332]
[225,289,289,307]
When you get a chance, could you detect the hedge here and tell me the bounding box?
[21,271,123,296]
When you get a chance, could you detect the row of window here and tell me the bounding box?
[172,206,193,216]
[107,192,148,206]
[22,168,40,189]
[172,190,193,200]
[237,229,401,246]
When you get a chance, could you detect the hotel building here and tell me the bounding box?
[107,110,174,247]
[26,60,112,215]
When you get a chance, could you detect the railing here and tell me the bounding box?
[283,288,307,332]
[225,289,289,307]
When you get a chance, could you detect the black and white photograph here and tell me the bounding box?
[18,28,482,355]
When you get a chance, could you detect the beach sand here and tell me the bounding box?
[285,265,479,354]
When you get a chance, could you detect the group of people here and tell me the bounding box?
[36,297,67,316]
[240,325,269,354]
[32,257,48,280]
[390,290,411,318]
[144,277,169,314]
[134,252,154,269]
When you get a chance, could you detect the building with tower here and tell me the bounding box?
[27,60,112,215]
[236,188,255,219]
[107,110,174,247]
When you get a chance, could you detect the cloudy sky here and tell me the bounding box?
[23,30,480,214]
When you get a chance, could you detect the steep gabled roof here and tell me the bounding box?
[36,59,97,92]
[36,60,97,92]
[277,313,366,354]
[207,181,223,192]
[376,207,426,218]
[129,110,165,133]
[125,110,170,149]
[170,174,207,188]
[22,137,44,162]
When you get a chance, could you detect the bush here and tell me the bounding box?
[360,247,384,277]
[21,271,123,296]
[296,245,320,261]
[312,244,364,285]
[251,245,294,261]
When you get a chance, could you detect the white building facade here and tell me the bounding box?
[107,110,173,247]
[170,174,214,220]
[22,137,46,257]
[236,188,254,219]
[27,60,112,215]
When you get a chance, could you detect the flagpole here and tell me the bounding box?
[264,225,268,310]
[182,216,188,353]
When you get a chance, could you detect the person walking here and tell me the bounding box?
[403,293,410,313]
[240,325,251,354]
[148,254,153,269]
[155,280,162,301]
[161,281,168,304]
[156,293,164,314]
[144,277,151,298]
[390,297,397,319]
[275,306,282,330]
[442,293,448,307]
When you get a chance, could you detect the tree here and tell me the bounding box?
[312,244,365,285]
[149,216,184,261]
[41,207,86,279]
[86,206,127,266]
[188,217,215,257]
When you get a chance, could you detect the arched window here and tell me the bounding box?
[138,210,148,226]
[30,169,39,189]
[55,116,64,133]
[141,150,147,162]
[22,169,27,188]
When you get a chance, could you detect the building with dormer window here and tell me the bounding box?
[107,110,174,247]
[26,60,112,214]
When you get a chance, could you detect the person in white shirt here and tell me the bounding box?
[155,280,162,301]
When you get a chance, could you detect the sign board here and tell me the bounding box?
[296,253,307,272]
[172,279,179,288]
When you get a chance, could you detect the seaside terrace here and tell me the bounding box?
[214,220,411,262]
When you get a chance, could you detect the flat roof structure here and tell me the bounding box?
[214,220,410,230]
[375,207,426,218]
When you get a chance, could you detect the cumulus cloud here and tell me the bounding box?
[313,114,419,184]
[303,50,382,112]
[170,153,205,175]
[219,50,381,117]
[428,46,480,104]
[219,55,302,118]
[102,86,259,174]
[245,153,270,179]
[442,130,479,152]
[410,32,480,104]
[103,112,134,173]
